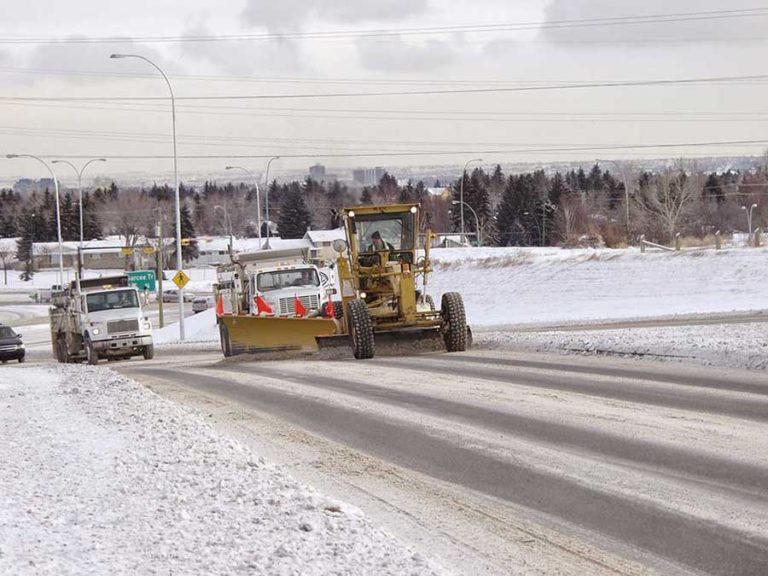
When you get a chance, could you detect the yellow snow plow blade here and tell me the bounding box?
[219,315,339,355]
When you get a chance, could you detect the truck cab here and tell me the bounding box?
[249,265,323,316]
[50,276,154,364]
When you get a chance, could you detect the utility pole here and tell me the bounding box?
[155,212,164,329]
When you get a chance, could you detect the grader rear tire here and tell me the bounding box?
[348,299,374,360]
[441,292,467,352]
[333,300,344,320]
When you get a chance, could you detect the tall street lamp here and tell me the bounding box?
[459,158,482,246]
[52,158,106,247]
[451,200,481,246]
[111,53,186,341]
[263,156,280,249]
[7,154,65,287]
[742,203,758,242]
[225,165,261,246]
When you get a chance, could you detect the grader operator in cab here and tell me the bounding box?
[320,202,469,359]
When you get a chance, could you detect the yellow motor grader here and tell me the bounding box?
[320,202,469,359]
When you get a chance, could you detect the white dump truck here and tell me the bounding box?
[50,275,154,364]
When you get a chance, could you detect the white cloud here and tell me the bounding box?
[355,35,457,72]
[241,0,431,31]
[540,0,768,45]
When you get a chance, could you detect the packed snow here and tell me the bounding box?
[153,308,219,345]
[0,366,443,576]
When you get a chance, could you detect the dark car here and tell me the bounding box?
[0,325,24,363]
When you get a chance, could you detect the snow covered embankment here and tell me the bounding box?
[0,366,443,576]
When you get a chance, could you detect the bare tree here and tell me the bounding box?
[636,167,703,242]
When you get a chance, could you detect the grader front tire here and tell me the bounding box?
[441,292,467,352]
[348,299,374,360]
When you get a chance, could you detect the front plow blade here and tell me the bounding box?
[220,315,338,355]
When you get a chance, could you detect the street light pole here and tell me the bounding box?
[459,158,483,246]
[52,158,106,247]
[7,154,65,287]
[111,53,185,341]
[225,165,261,246]
[742,203,758,242]
[452,200,481,246]
[263,156,280,249]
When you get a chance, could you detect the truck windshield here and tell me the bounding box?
[86,289,139,312]
[257,269,320,292]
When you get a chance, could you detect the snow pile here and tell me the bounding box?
[428,246,767,326]
[153,308,219,345]
[0,366,444,576]
[480,322,768,371]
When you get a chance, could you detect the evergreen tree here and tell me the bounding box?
[360,187,373,205]
[277,186,312,239]
[81,192,102,240]
[16,208,37,280]
[171,204,199,263]
[451,168,492,245]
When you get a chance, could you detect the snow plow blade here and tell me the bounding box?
[219,315,339,355]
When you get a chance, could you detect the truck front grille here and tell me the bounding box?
[278,295,319,315]
[108,319,139,334]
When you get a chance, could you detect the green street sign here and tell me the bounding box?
[127,270,156,292]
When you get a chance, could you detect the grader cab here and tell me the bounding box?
[325,203,469,359]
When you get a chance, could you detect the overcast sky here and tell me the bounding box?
[0,0,766,184]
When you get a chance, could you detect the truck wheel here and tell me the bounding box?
[333,300,344,320]
[348,299,374,360]
[18,356,25,364]
[85,336,99,365]
[441,292,467,352]
[219,324,232,358]
[143,345,154,360]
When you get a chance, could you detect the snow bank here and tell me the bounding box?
[153,308,219,345]
[428,246,767,326]
[480,322,768,371]
[0,366,444,575]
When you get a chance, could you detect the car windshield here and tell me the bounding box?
[86,289,139,312]
[356,211,415,252]
[257,269,320,292]
[0,326,16,338]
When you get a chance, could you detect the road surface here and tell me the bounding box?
[116,348,768,576]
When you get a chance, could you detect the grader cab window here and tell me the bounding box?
[357,211,416,254]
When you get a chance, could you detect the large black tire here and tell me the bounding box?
[85,336,99,365]
[441,292,467,352]
[18,356,25,364]
[348,299,374,360]
[333,300,344,320]
[143,345,155,360]
[219,324,233,358]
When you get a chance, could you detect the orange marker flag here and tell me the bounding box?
[215,294,225,316]
[255,295,273,315]
[294,295,307,317]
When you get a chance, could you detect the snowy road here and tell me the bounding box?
[117,349,768,576]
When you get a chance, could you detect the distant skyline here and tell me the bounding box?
[1,1,767,184]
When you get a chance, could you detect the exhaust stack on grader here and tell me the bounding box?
[215,202,469,359]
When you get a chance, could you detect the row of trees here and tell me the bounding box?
[3,162,766,267]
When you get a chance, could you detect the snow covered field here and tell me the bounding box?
[481,321,768,371]
[0,366,443,576]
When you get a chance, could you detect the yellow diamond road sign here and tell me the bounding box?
[172,270,190,290]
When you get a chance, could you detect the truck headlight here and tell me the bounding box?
[92,328,101,335]
[142,321,151,330]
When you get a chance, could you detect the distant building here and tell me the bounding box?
[309,164,326,180]
[352,167,386,186]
